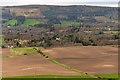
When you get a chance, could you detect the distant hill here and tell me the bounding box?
[2,5,118,26]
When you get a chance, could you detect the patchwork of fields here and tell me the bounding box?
[3,19,40,26]
[2,5,119,79]
[2,46,118,78]
[3,19,82,27]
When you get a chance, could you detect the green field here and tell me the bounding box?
[95,74,119,78]
[0,36,4,47]
[3,19,40,26]
[23,19,40,26]
[3,75,91,78]
[3,74,119,79]
[4,20,18,26]
[61,21,81,26]
[105,31,120,34]
[10,47,43,55]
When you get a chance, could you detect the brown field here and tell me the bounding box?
[2,46,118,77]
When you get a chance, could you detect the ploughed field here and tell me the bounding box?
[2,46,118,77]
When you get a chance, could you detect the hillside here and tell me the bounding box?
[2,5,118,26]
[2,5,119,48]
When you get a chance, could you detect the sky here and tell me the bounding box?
[0,0,119,7]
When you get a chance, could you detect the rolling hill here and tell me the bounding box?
[2,5,118,27]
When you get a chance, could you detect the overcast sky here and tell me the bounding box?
[1,0,119,7]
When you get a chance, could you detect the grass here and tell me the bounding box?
[10,47,43,55]
[3,19,40,26]
[3,74,119,79]
[61,21,81,26]
[2,76,92,80]
[3,75,91,78]
[104,31,120,34]
[4,20,17,26]
[23,19,40,26]
[0,36,4,46]
[95,74,119,78]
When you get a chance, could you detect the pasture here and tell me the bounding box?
[3,20,18,26]
[23,19,40,26]
[10,47,43,55]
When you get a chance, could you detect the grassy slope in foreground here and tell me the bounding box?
[3,75,92,78]
[95,74,119,78]
[3,74,119,78]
